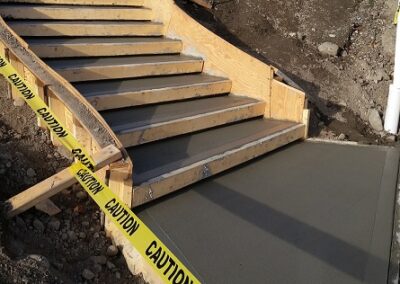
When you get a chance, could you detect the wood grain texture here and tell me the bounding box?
[270,79,306,123]
[6,145,122,218]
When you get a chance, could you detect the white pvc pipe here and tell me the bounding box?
[384,2,400,134]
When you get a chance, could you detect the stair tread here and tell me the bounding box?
[75,74,229,97]
[130,118,299,184]
[45,54,202,70]
[25,37,180,46]
[7,20,161,25]
[0,3,150,9]
[100,95,260,133]
[1,0,144,6]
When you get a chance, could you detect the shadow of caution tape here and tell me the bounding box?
[0,54,200,284]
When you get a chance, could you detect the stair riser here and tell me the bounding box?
[132,124,305,207]
[88,80,232,110]
[9,23,163,37]
[0,7,152,20]
[1,0,144,6]
[31,42,183,58]
[54,61,204,82]
[118,102,266,147]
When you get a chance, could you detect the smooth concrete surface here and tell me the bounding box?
[101,96,259,132]
[129,119,297,184]
[136,141,399,284]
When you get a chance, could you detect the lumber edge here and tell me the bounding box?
[5,145,123,218]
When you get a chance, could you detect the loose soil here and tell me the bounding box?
[0,78,144,284]
[179,0,398,144]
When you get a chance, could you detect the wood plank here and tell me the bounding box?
[48,92,67,146]
[151,0,273,101]
[117,101,265,147]
[0,5,153,21]
[9,52,25,106]
[1,0,144,6]
[77,74,231,110]
[7,20,164,37]
[132,123,305,207]
[270,79,306,123]
[28,37,182,58]
[6,145,122,218]
[109,161,133,208]
[47,55,203,82]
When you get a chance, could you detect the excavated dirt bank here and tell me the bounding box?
[180,0,397,144]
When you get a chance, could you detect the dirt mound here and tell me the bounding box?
[0,78,144,283]
[183,0,397,143]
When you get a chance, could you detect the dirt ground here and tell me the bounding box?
[0,77,144,283]
[180,0,398,144]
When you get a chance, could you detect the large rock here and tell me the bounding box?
[368,109,383,132]
[318,42,340,56]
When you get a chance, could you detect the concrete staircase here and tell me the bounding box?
[0,0,307,208]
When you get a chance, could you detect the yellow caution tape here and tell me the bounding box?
[395,2,400,24]
[71,162,200,284]
[0,54,95,171]
[0,54,200,283]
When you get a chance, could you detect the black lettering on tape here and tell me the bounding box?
[0,58,7,68]
[146,241,194,284]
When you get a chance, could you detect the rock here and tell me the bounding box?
[27,254,50,269]
[115,272,121,279]
[33,218,45,233]
[48,219,61,231]
[382,27,396,57]
[15,216,27,231]
[386,135,397,143]
[76,191,88,200]
[106,245,119,257]
[67,231,77,241]
[318,42,340,56]
[338,133,346,141]
[106,261,116,270]
[82,269,95,280]
[93,264,102,273]
[82,221,90,228]
[91,255,107,265]
[368,109,383,132]
[8,239,25,257]
[26,168,36,178]
[61,233,68,241]
[79,232,86,239]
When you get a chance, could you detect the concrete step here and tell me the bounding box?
[75,74,232,110]
[1,0,144,6]
[45,55,204,82]
[101,96,265,147]
[26,37,182,58]
[0,4,152,20]
[129,118,305,206]
[7,20,163,37]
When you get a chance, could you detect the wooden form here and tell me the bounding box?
[29,38,183,58]
[6,145,122,218]
[2,0,145,6]
[0,5,153,21]
[148,0,309,127]
[8,21,164,37]
[118,101,266,147]
[0,16,131,207]
[49,55,204,82]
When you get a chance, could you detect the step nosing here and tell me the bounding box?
[134,123,303,185]
[112,102,262,134]
[82,79,231,97]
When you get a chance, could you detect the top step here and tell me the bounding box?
[0,0,144,6]
[0,4,153,21]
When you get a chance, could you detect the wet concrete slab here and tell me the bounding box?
[136,141,400,284]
